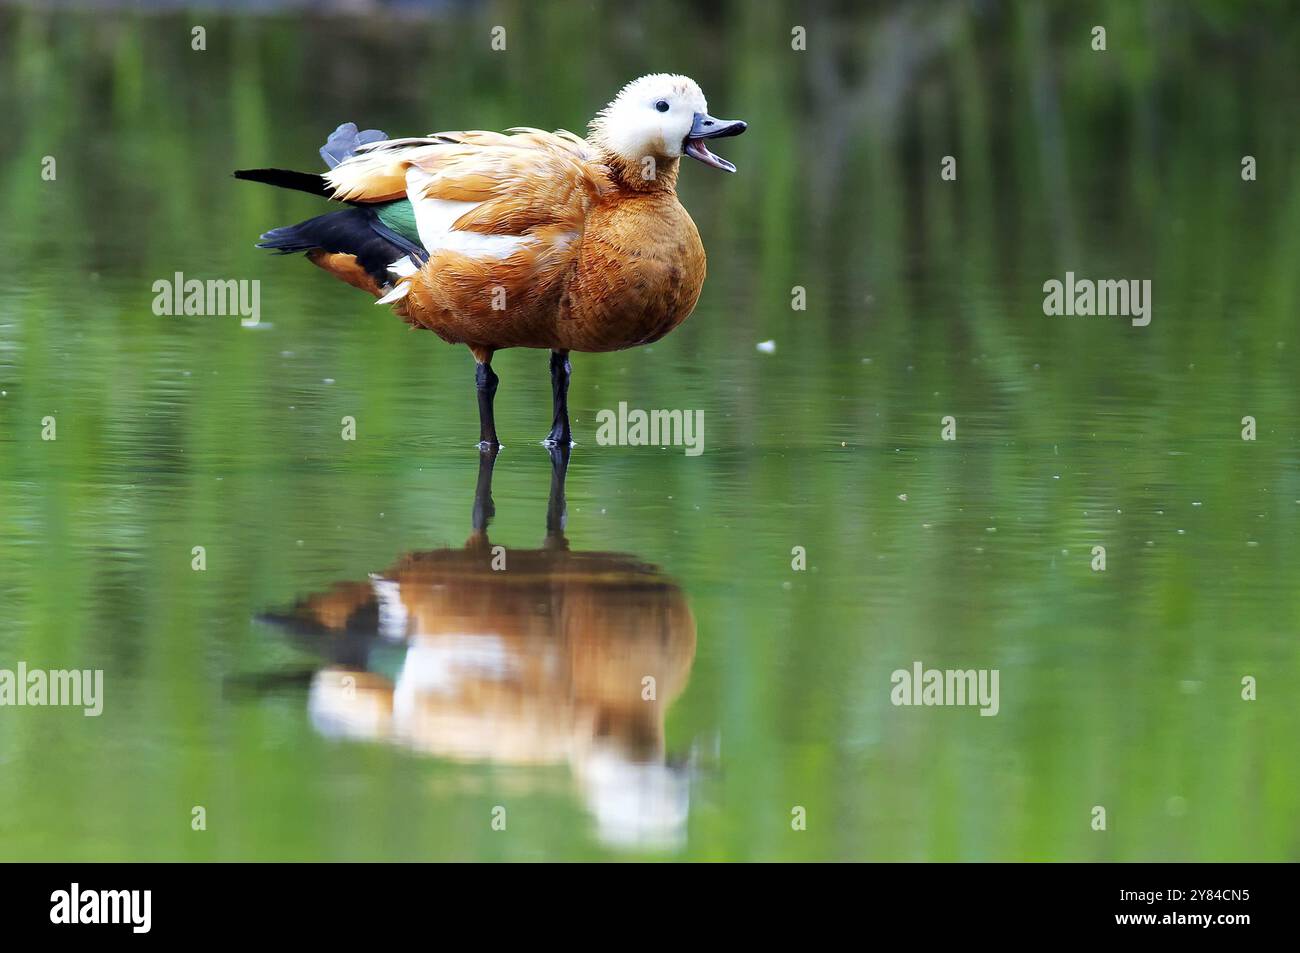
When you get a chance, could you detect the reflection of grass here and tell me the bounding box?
[0,1,1297,860]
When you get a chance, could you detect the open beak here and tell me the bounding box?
[684,112,747,172]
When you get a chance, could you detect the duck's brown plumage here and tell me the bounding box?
[325,130,706,354]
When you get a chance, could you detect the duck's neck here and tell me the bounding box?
[599,151,680,196]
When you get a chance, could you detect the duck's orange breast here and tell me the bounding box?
[557,192,707,353]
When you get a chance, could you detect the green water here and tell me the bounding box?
[1,2,1298,861]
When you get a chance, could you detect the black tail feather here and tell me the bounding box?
[233,167,333,198]
[256,207,417,288]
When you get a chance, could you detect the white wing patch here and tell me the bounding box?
[375,258,418,304]
[369,575,410,639]
[406,168,528,260]
[392,635,515,706]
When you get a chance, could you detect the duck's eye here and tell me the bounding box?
[655,100,670,113]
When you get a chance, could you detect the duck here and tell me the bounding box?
[235,74,746,450]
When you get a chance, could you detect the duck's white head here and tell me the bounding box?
[589,73,747,174]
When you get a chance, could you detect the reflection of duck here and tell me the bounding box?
[260,446,697,850]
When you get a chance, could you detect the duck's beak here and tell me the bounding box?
[684,113,747,172]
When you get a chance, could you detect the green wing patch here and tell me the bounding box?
[375,199,422,249]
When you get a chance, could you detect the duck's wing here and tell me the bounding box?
[323,128,612,257]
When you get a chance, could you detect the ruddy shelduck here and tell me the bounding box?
[236,74,746,449]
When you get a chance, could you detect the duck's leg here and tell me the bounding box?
[545,349,572,447]
[471,346,500,450]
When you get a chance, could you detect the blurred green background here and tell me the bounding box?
[0,0,1298,860]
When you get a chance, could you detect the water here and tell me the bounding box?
[1,2,1298,860]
